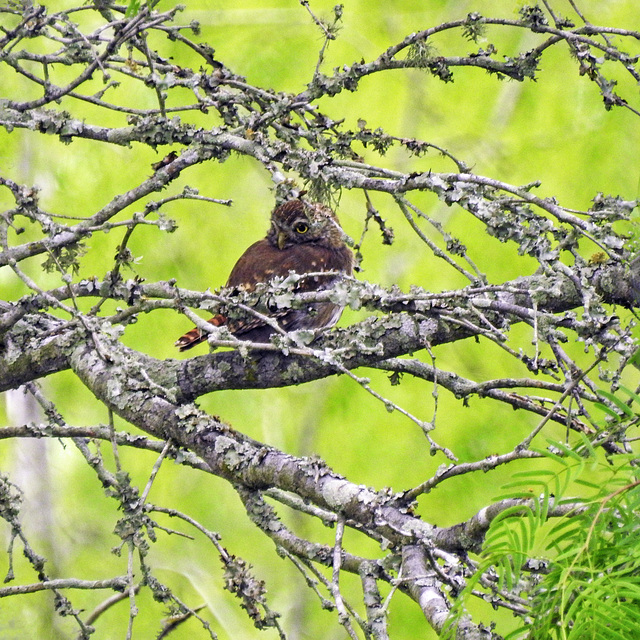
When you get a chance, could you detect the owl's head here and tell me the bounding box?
[267,200,346,250]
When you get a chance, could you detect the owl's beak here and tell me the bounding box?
[277,231,287,250]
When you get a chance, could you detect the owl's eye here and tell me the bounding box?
[294,221,309,234]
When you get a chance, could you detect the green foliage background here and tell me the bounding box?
[1,1,639,638]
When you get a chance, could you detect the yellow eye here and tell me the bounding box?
[294,221,309,234]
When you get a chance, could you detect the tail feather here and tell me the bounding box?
[175,315,225,351]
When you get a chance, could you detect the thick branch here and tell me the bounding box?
[401,545,499,639]
[64,334,438,551]
[1,260,638,398]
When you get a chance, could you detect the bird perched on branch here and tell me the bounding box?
[175,199,354,351]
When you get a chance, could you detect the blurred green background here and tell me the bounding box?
[1,1,639,638]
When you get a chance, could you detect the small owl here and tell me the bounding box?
[175,199,354,350]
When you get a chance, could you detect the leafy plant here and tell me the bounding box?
[444,422,640,639]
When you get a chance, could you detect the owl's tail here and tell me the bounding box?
[175,314,225,351]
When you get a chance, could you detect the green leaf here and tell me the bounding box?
[618,385,640,408]
[598,390,636,417]
[125,0,142,17]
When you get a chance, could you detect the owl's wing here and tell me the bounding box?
[226,239,352,289]
[224,240,349,337]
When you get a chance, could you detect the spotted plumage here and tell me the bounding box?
[175,199,354,351]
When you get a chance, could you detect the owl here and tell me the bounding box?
[175,199,354,350]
